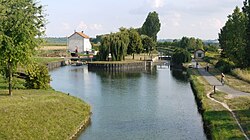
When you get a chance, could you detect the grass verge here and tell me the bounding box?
[0,89,91,140]
[211,92,250,138]
[188,68,246,139]
[34,57,65,65]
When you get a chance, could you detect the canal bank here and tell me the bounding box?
[188,68,248,139]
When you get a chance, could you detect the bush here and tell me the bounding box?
[172,48,191,65]
[25,63,51,89]
[215,59,235,73]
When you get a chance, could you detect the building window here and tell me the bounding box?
[198,53,202,58]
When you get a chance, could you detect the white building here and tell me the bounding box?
[194,49,205,59]
[68,31,92,53]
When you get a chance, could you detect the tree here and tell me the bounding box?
[172,48,191,65]
[140,11,161,42]
[25,63,51,89]
[219,6,247,67]
[127,28,143,59]
[0,0,45,95]
[179,37,189,50]
[141,35,156,55]
[243,0,250,67]
[98,29,129,61]
[195,39,204,50]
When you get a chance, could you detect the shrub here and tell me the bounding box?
[172,48,191,65]
[25,63,51,89]
[215,59,235,73]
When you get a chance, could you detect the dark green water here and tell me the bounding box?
[50,65,206,140]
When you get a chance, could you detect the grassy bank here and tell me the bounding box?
[188,69,246,139]
[34,57,65,65]
[0,63,91,139]
[0,89,91,140]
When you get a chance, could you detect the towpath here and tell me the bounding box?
[192,60,250,140]
[192,60,250,97]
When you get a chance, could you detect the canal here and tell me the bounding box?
[50,65,206,140]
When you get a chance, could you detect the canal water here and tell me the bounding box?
[50,65,206,140]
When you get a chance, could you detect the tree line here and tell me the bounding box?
[97,11,160,61]
[219,0,250,68]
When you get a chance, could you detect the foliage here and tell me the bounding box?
[219,6,248,68]
[204,44,219,52]
[172,48,191,65]
[98,28,129,61]
[141,35,156,54]
[157,41,179,48]
[25,63,51,89]
[0,89,91,139]
[215,59,236,73]
[0,0,45,95]
[179,37,204,51]
[127,28,143,58]
[140,11,161,42]
[243,0,250,67]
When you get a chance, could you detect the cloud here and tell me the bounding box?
[62,22,70,30]
[129,0,166,15]
[149,0,165,9]
[77,21,88,31]
[89,24,103,31]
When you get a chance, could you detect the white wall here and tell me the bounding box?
[84,38,92,52]
[68,33,92,53]
[68,33,84,53]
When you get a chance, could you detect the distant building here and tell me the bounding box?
[194,49,205,59]
[68,31,92,53]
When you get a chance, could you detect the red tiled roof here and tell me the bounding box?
[68,31,90,39]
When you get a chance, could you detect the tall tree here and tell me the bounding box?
[219,6,247,67]
[140,11,161,42]
[243,0,250,67]
[0,0,45,95]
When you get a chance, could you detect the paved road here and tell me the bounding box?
[192,60,250,97]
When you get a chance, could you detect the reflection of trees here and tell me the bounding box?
[95,71,142,81]
[171,70,188,83]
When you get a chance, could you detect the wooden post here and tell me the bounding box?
[214,86,216,93]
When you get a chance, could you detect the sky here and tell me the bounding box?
[40,0,244,40]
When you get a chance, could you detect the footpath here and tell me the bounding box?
[192,60,250,140]
[192,60,250,97]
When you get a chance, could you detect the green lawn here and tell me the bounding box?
[0,73,91,139]
[0,89,90,140]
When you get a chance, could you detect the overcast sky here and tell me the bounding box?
[40,0,243,40]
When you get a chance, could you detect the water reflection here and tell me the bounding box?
[171,69,188,83]
[50,66,206,140]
